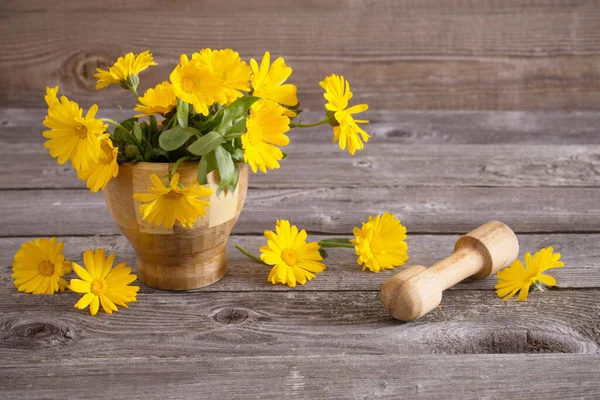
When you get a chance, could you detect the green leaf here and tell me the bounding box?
[133,123,143,144]
[230,163,240,191]
[281,152,288,160]
[159,126,199,151]
[216,96,259,135]
[223,117,247,139]
[230,148,245,162]
[148,115,158,134]
[214,146,234,196]
[177,99,189,128]
[197,151,218,185]
[187,131,226,156]
[194,110,224,133]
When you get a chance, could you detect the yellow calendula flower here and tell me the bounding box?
[45,86,58,110]
[320,74,370,155]
[12,238,72,294]
[77,138,119,192]
[495,247,564,301]
[69,248,139,316]
[241,99,290,173]
[193,48,251,105]
[351,212,408,272]
[260,220,326,287]
[94,50,157,90]
[133,173,212,228]
[42,94,109,172]
[170,54,223,116]
[134,81,177,117]
[250,51,298,115]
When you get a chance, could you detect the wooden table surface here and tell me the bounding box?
[1,109,599,399]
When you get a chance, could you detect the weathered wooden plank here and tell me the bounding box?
[1,187,598,236]
[1,354,599,400]
[1,233,596,293]
[8,109,600,145]
[3,141,600,189]
[0,290,598,359]
[1,1,599,110]
[5,108,600,190]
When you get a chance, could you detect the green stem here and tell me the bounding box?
[235,245,268,266]
[318,238,355,249]
[130,86,140,98]
[170,156,191,176]
[289,118,328,129]
[100,118,128,133]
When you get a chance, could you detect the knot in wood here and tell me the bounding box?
[213,308,249,325]
[1,319,75,349]
[352,159,374,169]
[62,51,113,89]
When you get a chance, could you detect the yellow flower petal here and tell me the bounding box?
[94,50,156,90]
[74,292,96,309]
[134,173,212,229]
[352,212,408,272]
[11,238,70,294]
[260,220,325,287]
[241,99,290,174]
[69,279,91,294]
[320,74,370,155]
[495,247,563,301]
[71,249,139,316]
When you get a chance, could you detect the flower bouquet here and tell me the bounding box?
[42,49,371,290]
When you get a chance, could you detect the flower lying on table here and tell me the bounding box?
[236,213,409,287]
[495,247,564,301]
[12,241,139,316]
[69,249,139,316]
[42,49,372,229]
[12,238,72,294]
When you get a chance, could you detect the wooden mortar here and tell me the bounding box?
[381,221,519,321]
[103,161,248,291]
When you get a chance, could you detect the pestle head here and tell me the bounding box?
[381,265,440,321]
[454,220,519,279]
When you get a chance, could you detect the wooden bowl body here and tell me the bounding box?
[103,161,248,290]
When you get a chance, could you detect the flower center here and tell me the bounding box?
[180,76,200,94]
[164,191,183,201]
[90,279,107,296]
[369,238,383,255]
[38,261,55,276]
[281,249,297,266]
[75,124,88,139]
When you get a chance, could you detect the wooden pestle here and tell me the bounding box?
[381,221,519,321]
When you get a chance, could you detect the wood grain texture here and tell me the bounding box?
[1,354,599,400]
[6,109,600,190]
[7,143,600,189]
[3,104,600,398]
[1,1,600,110]
[0,290,599,359]
[2,186,599,236]
[1,233,597,293]
[8,109,600,145]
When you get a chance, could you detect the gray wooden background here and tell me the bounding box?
[1,0,600,111]
[1,1,600,399]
